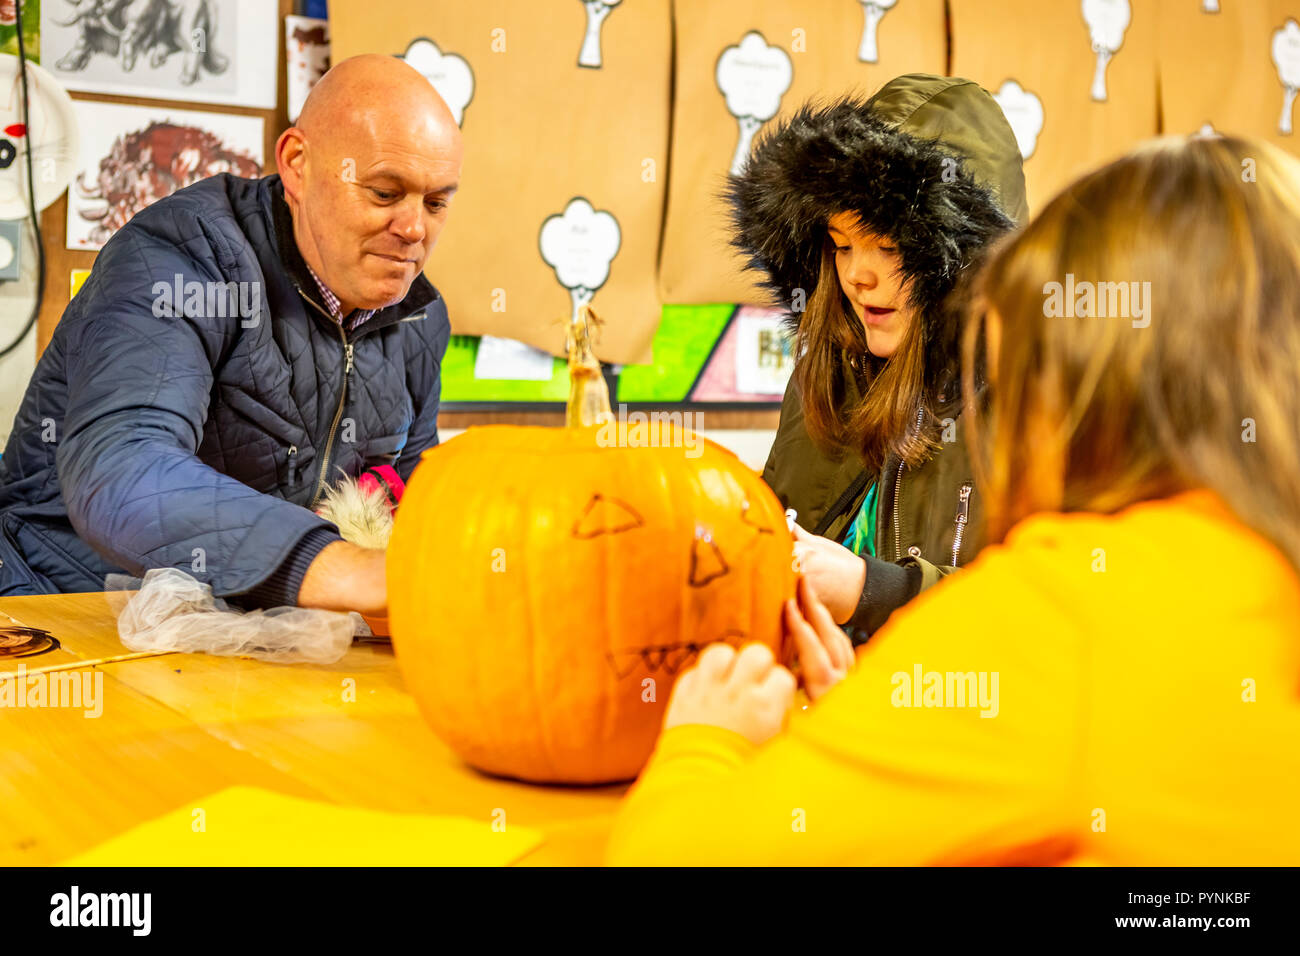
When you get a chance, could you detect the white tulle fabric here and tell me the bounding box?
[107,567,363,665]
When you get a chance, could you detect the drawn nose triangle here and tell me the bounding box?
[572,493,643,538]
[689,533,729,587]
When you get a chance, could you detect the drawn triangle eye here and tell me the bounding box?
[572,493,644,538]
[740,499,775,534]
[689,526,730,587]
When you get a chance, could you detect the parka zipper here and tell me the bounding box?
[286,444,298,485]
[892,407,925,561]
[951,482,972,566]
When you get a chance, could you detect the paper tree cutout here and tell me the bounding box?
[993,79,1045,160]
[857,0,898,63]
[1273,20,1300,135]
[1082,0,1131,103]
[540,197,622,329]
[716,31,793,176]
[400,38,474,126]
[578,0,622,69]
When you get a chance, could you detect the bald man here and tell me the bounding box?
[0,56,463,616]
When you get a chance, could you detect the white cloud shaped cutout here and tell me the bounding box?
[401,38,474,126]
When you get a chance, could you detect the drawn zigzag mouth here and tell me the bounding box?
[606,630,748,679]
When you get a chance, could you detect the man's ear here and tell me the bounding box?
[276,127,307,202]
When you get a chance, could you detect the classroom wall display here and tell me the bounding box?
[437,302,794,406]
[65,99,262,251]
[991,79,1046,161]
[657,0,947,306]
[949,0,1158,212]
[1156,0,1300,151]
[0,0,39,59]
[577,0,620,69]
[286,13,329,125]
[330,0,671,366]
[0,53,77,220]
[41,0,278,109]
[398,37,473,126]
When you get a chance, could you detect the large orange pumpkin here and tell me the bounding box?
[387,309,796,784]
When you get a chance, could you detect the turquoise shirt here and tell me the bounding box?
[842,481,878,558]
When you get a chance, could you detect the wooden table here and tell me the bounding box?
[0,593,626,866]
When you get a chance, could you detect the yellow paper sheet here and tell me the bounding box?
[63,787,544,866]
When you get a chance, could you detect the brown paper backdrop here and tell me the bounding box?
[658,0,947,306]
[1158,0,1300,152]
[950,0,1159,213]
[330,0,671,365]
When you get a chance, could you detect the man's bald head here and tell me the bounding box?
[296,54,459,151]
[276,54,464,315]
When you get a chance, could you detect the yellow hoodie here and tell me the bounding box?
[607,492,1300,865]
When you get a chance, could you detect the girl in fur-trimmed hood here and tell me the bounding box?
[729,74,1027,641]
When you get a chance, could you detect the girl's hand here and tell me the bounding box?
[785,576,857,702]
[663,642,797,746]
[791,523,867,624]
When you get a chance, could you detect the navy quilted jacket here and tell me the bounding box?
[0,173,449,603]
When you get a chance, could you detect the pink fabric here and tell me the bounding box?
[358,465,405,511]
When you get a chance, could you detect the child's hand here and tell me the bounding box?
[663,642,796,746]
[791,523,867,624]
[785,576,856,702]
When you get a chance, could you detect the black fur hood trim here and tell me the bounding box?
[726,76,1026,341]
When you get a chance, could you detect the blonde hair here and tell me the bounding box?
[965,135,1300,572]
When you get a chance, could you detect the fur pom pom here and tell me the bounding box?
[316,475,395,550]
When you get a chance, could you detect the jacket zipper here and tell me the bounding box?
[286,444,298,485]
[290,283,420,509]
[310,323,354,509]
[951,482,972,566]
[891,407,925,561]
[891,457,906,560]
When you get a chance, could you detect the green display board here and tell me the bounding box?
[442,302,778,408]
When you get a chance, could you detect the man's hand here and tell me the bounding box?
[297,540,387,616]
[791,523,867,624]
[785,576,856,702]
[663,643,796,746]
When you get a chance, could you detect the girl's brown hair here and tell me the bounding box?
[795,235,941,475]
[965,134,1300,572]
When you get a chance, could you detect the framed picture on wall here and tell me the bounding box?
[41,0,279,109]
[66,99,264,252]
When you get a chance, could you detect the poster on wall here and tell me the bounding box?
[66,99,262,251]
[286,13,329,124]
[688,306,792,401]
[329,0,671,366]
[657,0,947,307]
[0,0,40,59]
[41,0,278,108]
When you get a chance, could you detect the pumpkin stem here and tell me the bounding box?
[565,305,614,428]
